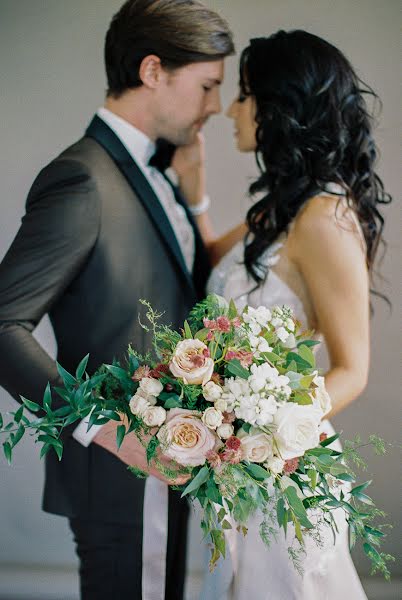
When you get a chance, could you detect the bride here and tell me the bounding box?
[173,30,391,600]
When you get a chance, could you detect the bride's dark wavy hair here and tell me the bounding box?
[241,31,391,295]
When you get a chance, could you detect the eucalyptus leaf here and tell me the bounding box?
[182,465,210,497]
[226,359,249,380]
[245,463,270,481]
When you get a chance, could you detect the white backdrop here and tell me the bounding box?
[0,1,400,599]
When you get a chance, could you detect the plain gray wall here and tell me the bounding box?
[0,0,400,593]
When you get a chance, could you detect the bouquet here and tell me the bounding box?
[0,295,393,577]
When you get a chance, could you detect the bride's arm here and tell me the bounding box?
[172,134,247,266]
[288,196,370,418]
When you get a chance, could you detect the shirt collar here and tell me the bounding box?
[96,107,155,166]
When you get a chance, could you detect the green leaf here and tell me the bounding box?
[194,328,209,342]
[320,432,340,447]
[351,481,372,496]
[292,391,313,405]
[164,397,182,409]
[12,424,25,446]
[146,437,160,464]
[53,443,63,461]
[245,463,270,481]
[222,520,232,530]
[183,320,193,339]
[100,410,121,421]
[13,405,24,424]
[363,542,381,561]
[39,443,51,460]
[116,424,126,449]
[0,413,3,428]
[298,344,316,367]
[276,497,286,527]
[20,396,41,413]
[300,374,315,388]
[336,472,355,483]
[211,528,226,558]
[182,465,210,497]
[75,354,90,380]
[63,413,82,427]
[3,441,12,464]
[37,435,63,450]
[307,468,317,489]
[228,298,238,319]
[205,479,222,504]
[43,383,53,413]
[105,365,130,382]
[284,486,313,529]
[285,353,311,371]
[262,351,282,363]
[297,339,321,348]
[56,363,77,388]
[353,492,374,505]
[226,359,249,379]
[86,374,107,390]
[293,516,303,544]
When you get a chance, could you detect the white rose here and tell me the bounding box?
[238,428,273,463]
[139,377,164,397]
[311,375,332,416]
[273,403,320,460]
[214,397,228,413]
[266,455,285,474]
[203,381,222,402]
[129,393,151,417]
[142,406,167,427]
[216,423,234,439]
[202,407,223,430]
[170,339,214,385]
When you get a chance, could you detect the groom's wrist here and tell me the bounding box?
[72,417,104,447]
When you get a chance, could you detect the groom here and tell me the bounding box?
[0,1,234,598]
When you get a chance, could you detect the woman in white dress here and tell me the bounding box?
[173,30,391,600]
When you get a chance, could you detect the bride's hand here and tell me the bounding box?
[171,133,206,207]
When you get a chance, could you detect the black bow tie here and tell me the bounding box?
[148,139,177,172]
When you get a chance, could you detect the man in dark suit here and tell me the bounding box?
[0,1,234,598]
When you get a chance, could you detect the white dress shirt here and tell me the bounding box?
[73,108,195,446]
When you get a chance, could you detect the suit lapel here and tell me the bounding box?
[85,116,196,294]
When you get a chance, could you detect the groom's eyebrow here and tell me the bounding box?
[205,77,222,86]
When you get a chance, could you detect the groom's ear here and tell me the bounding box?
[139,55,165,89]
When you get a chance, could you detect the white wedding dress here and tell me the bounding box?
[199,189,367,600]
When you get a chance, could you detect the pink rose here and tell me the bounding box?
[157,408,217,467]
[169,339,214,385]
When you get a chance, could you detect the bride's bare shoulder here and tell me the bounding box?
[288,192,366,259]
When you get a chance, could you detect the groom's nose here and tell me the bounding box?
[206,87,222,115]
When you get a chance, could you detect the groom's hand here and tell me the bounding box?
[92,419,191,486]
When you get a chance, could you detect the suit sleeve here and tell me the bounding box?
[0,158,100,415]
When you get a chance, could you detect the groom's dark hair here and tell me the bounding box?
[105,0,235,98]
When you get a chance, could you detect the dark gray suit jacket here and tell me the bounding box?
[0,116,210,522]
